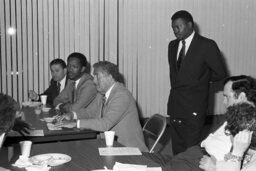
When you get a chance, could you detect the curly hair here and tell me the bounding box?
[224,75,256,106]
[225,103,256,148]
[0,93,18,134]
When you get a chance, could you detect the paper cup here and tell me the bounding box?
[104,131,115,147]
[40,95,47,105]
[19,141,32,157]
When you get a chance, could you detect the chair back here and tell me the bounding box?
[143,114,167,153]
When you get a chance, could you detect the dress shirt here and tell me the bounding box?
[59,75,67,92]
[0,133,5,148]
[176,31,195,60]
[201,122,232,161]
[76,83,116,128]
[105,83,115,101]
[56,78,81,110]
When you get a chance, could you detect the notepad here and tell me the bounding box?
[98,147,142,156]
[25,129,44,136]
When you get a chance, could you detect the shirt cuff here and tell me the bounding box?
[72,112,77,120]
[77,120,80,129]
[55,103,62,109]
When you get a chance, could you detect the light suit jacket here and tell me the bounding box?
[53,73,97,114]
[78,83,148,152]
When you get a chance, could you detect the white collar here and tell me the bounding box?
[0,133,6,148]
[105,83,116,100]
[74,78,81,88]
[184,31,195,45]
[59,75,67,92]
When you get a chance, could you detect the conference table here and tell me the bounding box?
[5,105,98,145]
[0,139,161,171]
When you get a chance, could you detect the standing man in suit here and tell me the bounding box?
[168,10,227,154]
[54,52,97,115]
[29,58,67,106]
[57,61,148,152]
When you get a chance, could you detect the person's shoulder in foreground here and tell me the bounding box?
[0,93,19,148]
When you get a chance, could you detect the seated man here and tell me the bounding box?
[57,61,148,152]
[54,52,97,115]
[200,103,256,171]
[29,58,67,106]
[0,93,21,148]
[144,75,256,170]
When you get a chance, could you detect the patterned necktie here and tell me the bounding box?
[57,82,61,93]
[71,81,76,103]
[101,95,106,117]
[177,40,186,70]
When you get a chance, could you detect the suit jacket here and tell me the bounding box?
[53,73,97,114]
[40,78,67,106]
[78,83,148,152]
[168,33,227,125]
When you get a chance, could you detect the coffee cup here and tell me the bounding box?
[19,141,32,158]
[104,131,115,147]
[40,95,47,105]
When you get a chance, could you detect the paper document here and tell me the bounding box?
[27,129,44,136]
[98,147,142,156]
[91,162,162,171]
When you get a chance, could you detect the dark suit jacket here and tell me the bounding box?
[40,78,67,106]
[78,83,148,152]
[168,33,227,125]
[54,73,97,114]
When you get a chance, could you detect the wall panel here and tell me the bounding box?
[1,0,256,117]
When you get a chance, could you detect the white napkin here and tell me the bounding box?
[25,164,51,171]
[12,155,33,168]
[12,155,51,171]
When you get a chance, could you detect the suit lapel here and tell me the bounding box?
[74,73,93,101]
[175,34,199,84]
[105,83,119,106]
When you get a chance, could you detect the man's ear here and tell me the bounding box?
[64,68,67,74]
[238,92,247,102]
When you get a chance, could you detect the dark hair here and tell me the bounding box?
[67,52,88,67]
[0,93,18,134]
[93,61,122,83]
[171,10,194,26]
[224,75,256,105]
[50,58,67,69]
[225,103,256,148]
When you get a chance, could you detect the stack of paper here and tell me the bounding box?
[98,147,142,156]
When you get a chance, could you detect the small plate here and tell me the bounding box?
[43,117,55,123]
[22,101,42,107]
[30,153,71,166]
[42,107,51,112]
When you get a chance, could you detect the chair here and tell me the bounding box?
[143,114,167,153]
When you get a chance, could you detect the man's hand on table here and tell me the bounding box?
[54,111,74,123]
[12,118,32,136]
[55,120,77,128]
[59,103,72,113]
